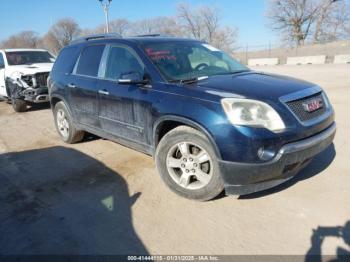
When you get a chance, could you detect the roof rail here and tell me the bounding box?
[134,34,175,38]
[70,33,122,44]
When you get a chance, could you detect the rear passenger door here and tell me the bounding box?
[70,44,105,127]
[97,44,147,145]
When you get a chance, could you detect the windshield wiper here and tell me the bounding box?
[214,70,251,76]
[170,76,209,85]
[231,69,251,74]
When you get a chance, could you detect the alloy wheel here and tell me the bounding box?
[56,109,70,138]
[166,142,213,190]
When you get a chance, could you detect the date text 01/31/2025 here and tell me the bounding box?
[127,255,220,261]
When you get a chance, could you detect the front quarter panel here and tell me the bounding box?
[149,83,335,164]
[150,83,249,161]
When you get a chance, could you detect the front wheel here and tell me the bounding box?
[5,86,12,104]
[155,126,224,201]
[12,98,27,112]
[53,101,85,144]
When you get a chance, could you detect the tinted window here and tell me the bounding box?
[76,45,105,77]
[5,51,54,65]
[0,53,4,68]
[105,46,144,80]
[52,47,79,74]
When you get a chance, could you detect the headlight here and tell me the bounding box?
[221,98,285,132]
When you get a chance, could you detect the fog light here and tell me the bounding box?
[257,147,276,161]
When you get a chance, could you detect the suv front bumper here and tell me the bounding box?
[219,123,336,196]
[22,87,49,103]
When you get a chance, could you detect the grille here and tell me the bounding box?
[286,92,326,122]
[35,72,49,87]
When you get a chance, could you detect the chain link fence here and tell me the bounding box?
[233,40,350,65]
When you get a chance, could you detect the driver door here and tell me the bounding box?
[97,44,147,145]
[0,53,6,97]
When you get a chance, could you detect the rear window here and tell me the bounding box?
[52,47,79,74]
[76,45,105,77]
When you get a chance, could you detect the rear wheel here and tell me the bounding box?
[12,98,27,112]
[155,126,224,201]
[54,101,84,144]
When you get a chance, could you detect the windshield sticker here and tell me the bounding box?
[202,44,221,52]
[145,48,177,61]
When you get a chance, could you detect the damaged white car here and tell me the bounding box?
[0,49,54,112]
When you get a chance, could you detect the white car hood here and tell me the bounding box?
[6,63,53,76]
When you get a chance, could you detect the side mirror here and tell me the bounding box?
[118,72,150,85]
[0,63,4,69]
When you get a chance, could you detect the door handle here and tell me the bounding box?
[67,83,76,88]
[98,90,109,95]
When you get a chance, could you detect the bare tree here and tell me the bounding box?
[128,17,182,36]
[211,26,238,53]
[199,6,220,43]
[267,0,320,46]
[346,19,350,36]
[109,19,130,36]
[177,3,238,52]
[89,18,131,36]
[79,27,100,36]
[313,0,350,42]
[268,0,350,45]
[177,3,203,39]
[0,31,41,49]
[43,18,81,54]
[313,0,339,42]
[127,19,155,35]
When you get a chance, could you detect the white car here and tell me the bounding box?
[0,48,54,112]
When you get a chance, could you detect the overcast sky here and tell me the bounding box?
[1,0,277,47]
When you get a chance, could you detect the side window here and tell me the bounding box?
[0,53,5,68]
[52,47,79,74]
[76,45,105,77]
[105,46,144,80]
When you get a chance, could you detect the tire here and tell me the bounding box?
[12,98,27,112]
[53,101,85,144]
[155,125,224,201]
[5,86,12,104]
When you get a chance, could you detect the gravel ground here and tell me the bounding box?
[0,64,349,257]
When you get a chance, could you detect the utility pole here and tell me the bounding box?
[98,0,112,34]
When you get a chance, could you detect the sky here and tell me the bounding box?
[0,0,276,47]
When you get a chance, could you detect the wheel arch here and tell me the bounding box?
[50,95,73,116]
[153,115,222,159]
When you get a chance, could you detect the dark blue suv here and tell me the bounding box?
[49,34,336,201]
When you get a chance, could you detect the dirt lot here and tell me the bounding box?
[0,64,349,256]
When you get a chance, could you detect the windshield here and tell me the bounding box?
[142,41,248,82]
[5,51,54,66]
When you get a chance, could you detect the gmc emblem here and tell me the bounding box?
[302,98,323,112]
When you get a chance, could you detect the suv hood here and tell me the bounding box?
[6,63,53,75]
[197,71,316,102]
